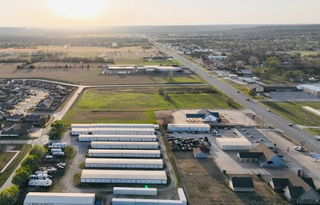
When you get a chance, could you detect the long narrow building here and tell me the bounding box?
[91,141,159,149]
[24,192,96,205]
[85,158,163,169]
[71,127,155,136]
[87,149,161,158]
[81,170,167,184]
[79,134,157,142]
[71,123,158,129]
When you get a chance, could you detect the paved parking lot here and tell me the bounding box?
[267,92,320,102]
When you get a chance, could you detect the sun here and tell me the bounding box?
[48,0,108,19]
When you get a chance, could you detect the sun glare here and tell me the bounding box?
[48,0,108,19]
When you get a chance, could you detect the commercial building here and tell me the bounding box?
[112,188,187,205]
[71,127,155,136]
[216,137,252,151]
[81,170,167,184]
[71,123,158,129]
[79,134,157,142]
[298,84,320,97]
[87,149,161,158]
[236,127,275,149]
[91,141,159,149]
[113,187,157,196]
[85,158,163,169]
[167,124,211,132]
[24,192,96,205]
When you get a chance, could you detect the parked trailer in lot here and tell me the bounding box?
[87,149,161,158]
[85,158,163,169]
[49,143,67,148]
[29,179,52,187]
[91,141,159,149]
[79,134,157,142]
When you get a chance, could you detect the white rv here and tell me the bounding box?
[29,179,52,187]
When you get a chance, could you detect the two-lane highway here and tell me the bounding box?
[151,40,320,154]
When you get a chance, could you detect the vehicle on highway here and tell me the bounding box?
[294,146,303,151]
[246,98,250,101]
[288,124,293,127]
[267,108,271,112]
[315,136,320,141]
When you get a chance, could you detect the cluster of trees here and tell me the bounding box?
[12,145,46,186]
[0,186,19,205]
[49,120,64,140]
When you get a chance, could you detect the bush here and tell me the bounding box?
[21,155,40,171]
[12,170,30,186]
[0,186,19,205]
[29,145,46,158]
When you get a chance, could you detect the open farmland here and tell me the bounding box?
[263,101,320,126]
[63,87,241,125]
[174,152,287,205]
[0,63,204,85]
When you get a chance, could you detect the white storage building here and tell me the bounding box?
[112,188,187,205]
[79,134,157,142]
[216,137,252,151]
[167,124,211,132]
[81,170,167,184]
[298,84,320,97]
[85,158,163,169]
[71,128,155,136]
[88,149,161,158]
[71,123,158,129]
[113,187,157,196]
[23,192,95,205]
[91,141,159,149]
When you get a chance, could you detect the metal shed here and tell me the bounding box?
[88,149,161,158]
[23,192,95,205]
[167,124,211,132]
[81,170,167,184]
[79,134,157,142]
[85,158,163,169]
[91,141,159,149]
[71,123,157,129]
[113,187,157,196]
[71,127,155,136]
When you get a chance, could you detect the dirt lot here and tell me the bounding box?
[174,152,288,205]
[0,63,203,85]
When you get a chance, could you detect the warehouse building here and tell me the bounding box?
[85,158,163,169]
[79,134,157,142]
[167,124,211,132]
[112,188,187,205]
[81,170,167,184]
[216,137,252,151]
[113,187,157,196]
[88,149,161,158]
[91,141,159,149]
[71,127,155,136]
[236,127,275,149]
[298,84,320,97]
[71,123,158,129]
[24,192,96,205]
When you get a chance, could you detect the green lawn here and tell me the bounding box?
[263,101,320,126]
[63,88,241,125]
[0,152,16,171]
[305,128,320,136]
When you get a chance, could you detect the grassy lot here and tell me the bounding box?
[0,144,32,186]
[263,102,320,126]
[305,128,320,136]
[0,152,17,171]
[63,87,241,125]
[174,152,287,205]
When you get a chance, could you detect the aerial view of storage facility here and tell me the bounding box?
[80,170,167,184]
[71,127,156,136]
[79,134,157,142]
[71,123,159,129]
[85,158,164,169]
[87,149,161,158]
[91,141,159,149]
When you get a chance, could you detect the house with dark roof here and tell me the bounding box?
[238,143,285,167]
[193,148,207,159]
[268,172,320,204]
[229,176,254,192]
[7,113,24,122]
[0,124,32,137]
[35,98,53,111]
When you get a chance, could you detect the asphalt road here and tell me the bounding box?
[151,40,320,154]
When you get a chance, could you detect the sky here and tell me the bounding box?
[0,0,320,27]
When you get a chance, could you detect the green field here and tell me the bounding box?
[63,88,241,125]
[305,128,320,136]
[263,101,320,126]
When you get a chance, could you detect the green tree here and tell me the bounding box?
[50,120,64,139]
[16,165,32,174]
[264,56,280,67]
[248,89,256,97]
[12,170,30,185]
[29,145,46,158]
[0,186,19,205]
[21,155,40,170]
[64,146,75,160]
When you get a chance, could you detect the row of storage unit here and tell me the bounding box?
[24,192,96,205]
[80,170,167,184]
[113,187,157,196]
[167,124,211,132]
[71,127,155,136]
[91,141,159,150]
[71,123,158,129]
[79,134,157,142]
[87,149,161,158]
[85,158,163,169]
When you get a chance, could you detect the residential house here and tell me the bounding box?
[236,69,253,77]
[238,143,286,168]
[0,124,32,137]
[229,176,254,192]
[7,114,24,122]
[247,84,265,93]
[268,172,320,204]
[35,98,53,111]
